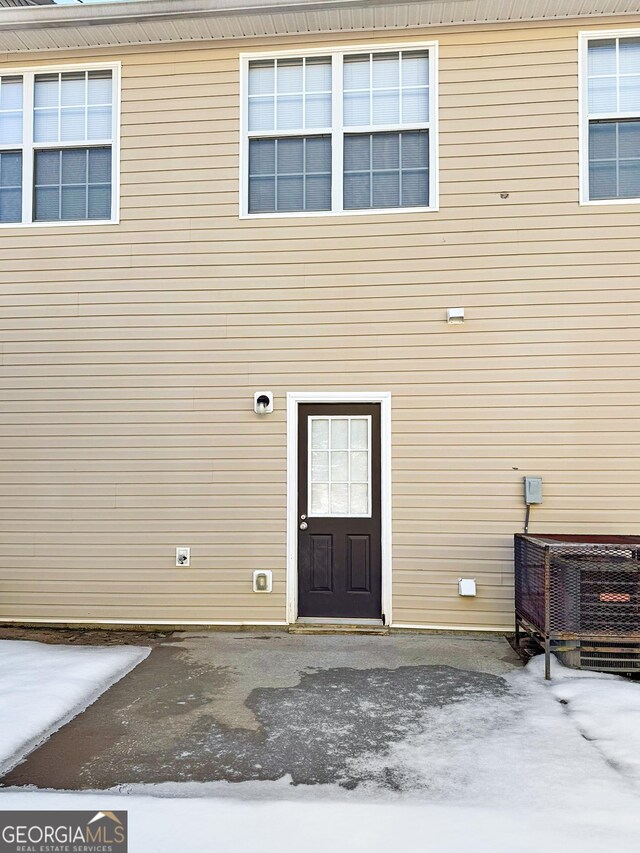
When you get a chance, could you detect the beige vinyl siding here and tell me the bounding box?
[1,18,640,628]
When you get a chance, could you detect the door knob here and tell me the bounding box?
[299,521,308,530]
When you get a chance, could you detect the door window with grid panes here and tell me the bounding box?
[308,416,371,517]
[242,45,437,216]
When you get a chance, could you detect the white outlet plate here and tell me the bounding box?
[176,547,190,567]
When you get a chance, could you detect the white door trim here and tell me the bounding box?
[286,391,392,625]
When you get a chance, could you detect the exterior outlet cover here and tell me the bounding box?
[458,578,477,596]
[524,476,543,505]
[253,570,272,593]
[176,547,190,567]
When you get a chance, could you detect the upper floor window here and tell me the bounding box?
[241,45,438,217]
[581,33,640,203]
[0,64,119,226]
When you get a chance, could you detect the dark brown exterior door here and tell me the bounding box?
[297,403,382,620]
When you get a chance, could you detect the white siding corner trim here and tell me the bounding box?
[286,391,392,625]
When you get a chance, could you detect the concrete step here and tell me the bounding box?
[288,623,389,636]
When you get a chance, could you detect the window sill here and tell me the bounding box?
[580,197,640,206]
[240,205,438,220]
[0,218,119,230]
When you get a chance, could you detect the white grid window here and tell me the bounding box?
[248,56,332,133]
[0,64,119,226]
[582,34,640,202]
[0,77,23,223]
[241,43,438,217]
[308,416,371,517]
[343,51,429,128]
[34,70,113,145]
[0,151,22,223]
[247,57,332,214]
[0,77,23,147]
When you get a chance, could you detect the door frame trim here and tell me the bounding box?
[286,391,392,625]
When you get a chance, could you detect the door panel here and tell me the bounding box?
[310,535,333,592]
[347,535,370,592]
[298,403,382,620]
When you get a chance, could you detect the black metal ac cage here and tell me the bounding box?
[514,534,640,678]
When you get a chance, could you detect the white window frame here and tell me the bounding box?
[0,60,121,228]
[239,41,439,218]
[579,29,640,206]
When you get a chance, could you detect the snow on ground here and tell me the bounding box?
[2,785,638,853]
[1,651,640,853]
[0,639,149,776]
[529,656,640,785]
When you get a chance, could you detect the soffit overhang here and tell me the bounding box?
[0,0,639,54]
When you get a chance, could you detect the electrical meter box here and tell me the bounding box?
[524,476,543,505]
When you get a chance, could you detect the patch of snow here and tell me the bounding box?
[0,639,150,775]
[343,654,640,808]
[526,654,640,786]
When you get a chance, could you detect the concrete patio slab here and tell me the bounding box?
[0,630,521,791]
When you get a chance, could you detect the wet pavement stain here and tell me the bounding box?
[166,665,509,788]
[1,632,520,792]
[4,662,507,791]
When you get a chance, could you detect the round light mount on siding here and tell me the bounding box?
[254,391,274,414]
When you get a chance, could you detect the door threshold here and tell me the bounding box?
[290,618,388,636]
[296,617,384,626]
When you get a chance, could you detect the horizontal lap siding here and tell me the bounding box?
[1,19,640,627]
